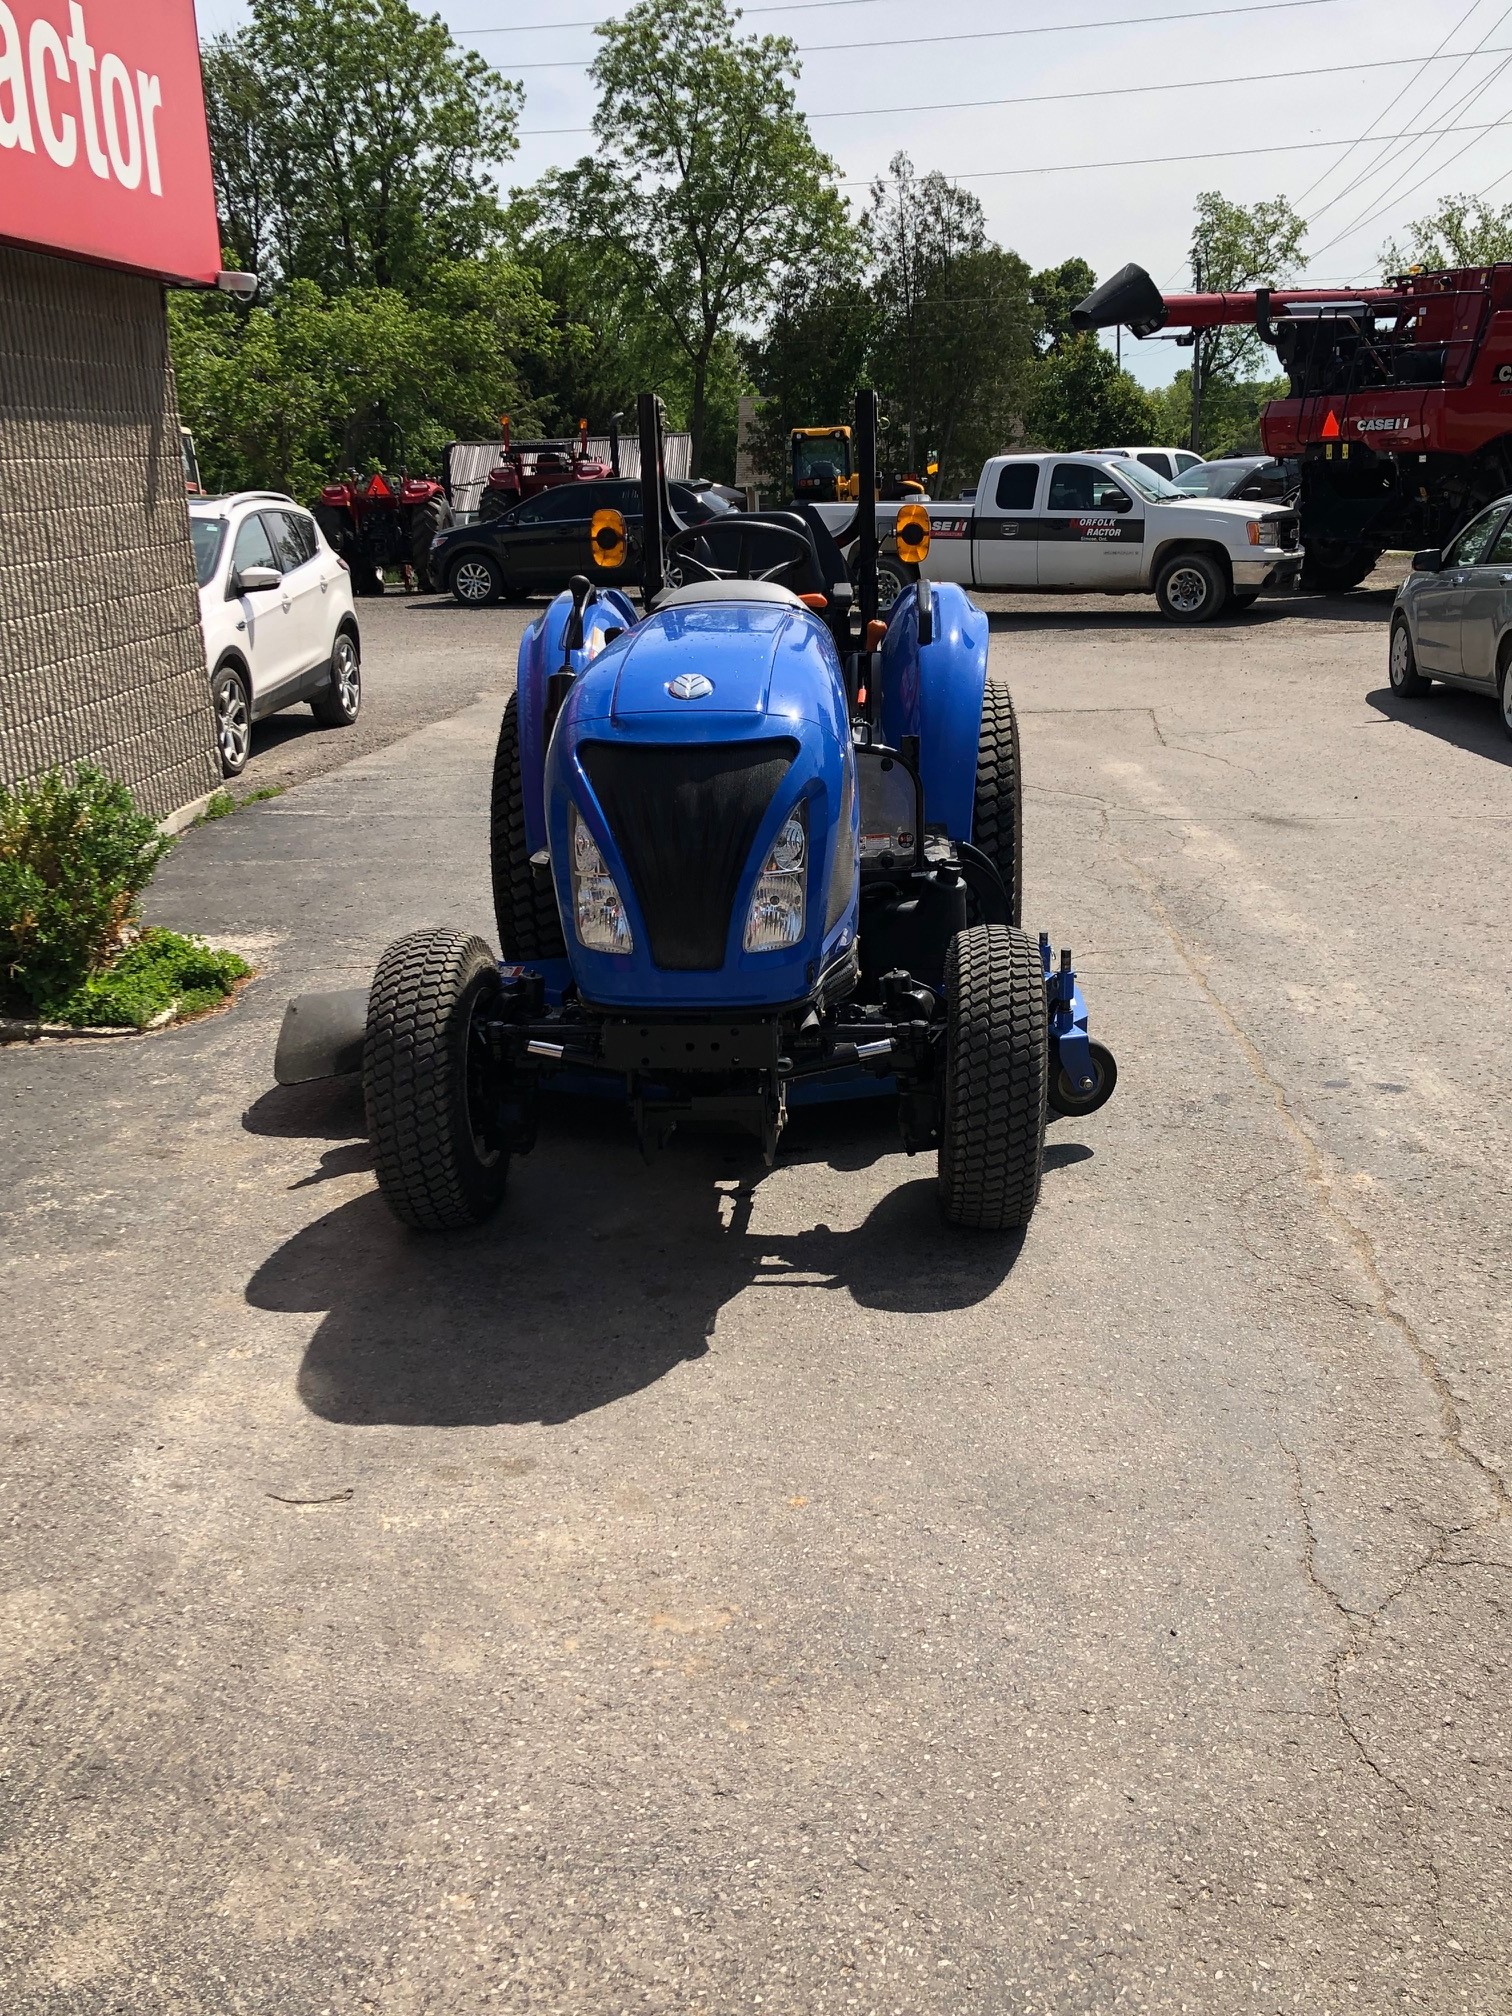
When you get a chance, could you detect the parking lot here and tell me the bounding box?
[5,568,1511,2012]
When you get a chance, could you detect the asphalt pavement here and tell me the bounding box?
[4,565,1510,2014]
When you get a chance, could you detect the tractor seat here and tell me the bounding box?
[654,579,807,611]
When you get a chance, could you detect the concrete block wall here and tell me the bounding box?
[0,243,220,822]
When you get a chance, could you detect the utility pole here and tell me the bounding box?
[1188,252,1205,456]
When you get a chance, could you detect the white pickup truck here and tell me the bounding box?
[817,450,1303,624]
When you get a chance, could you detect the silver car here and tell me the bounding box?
[1389,496,1512,739]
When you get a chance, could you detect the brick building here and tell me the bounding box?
[0,0,225,823]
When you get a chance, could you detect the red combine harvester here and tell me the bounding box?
[314,472,453,596]
[476,417,613,523]
[1073,262,1512,591]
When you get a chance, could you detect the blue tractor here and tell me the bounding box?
[275,392,1116,1233]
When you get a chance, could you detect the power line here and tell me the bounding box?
[466,0,963,26]
[1292,0,1481,208]
[1306,4,1512,223]
[1308,73,1512,259]
[517,44,1512,138]
[478,0,1345,69]
[833,117,1512,187]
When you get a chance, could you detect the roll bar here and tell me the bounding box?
[637,391,674,604]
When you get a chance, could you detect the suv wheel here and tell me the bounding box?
[451,553,503,607]
[213,663,251,776]
[1155,551,1227,623]
[312,631,361,727]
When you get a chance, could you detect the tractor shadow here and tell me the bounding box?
[1366,683,1512,764]
[245,1089,1091,1428]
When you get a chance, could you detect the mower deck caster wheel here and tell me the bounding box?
[1049,1039,1118,1118]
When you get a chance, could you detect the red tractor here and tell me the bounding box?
[475,416,613,523]
[1073,261,1512,591]
[314,471,453,596]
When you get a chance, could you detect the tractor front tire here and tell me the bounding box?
[972,679,1022,926]
[1302,542,1380,595]
[938,924,1047,1233]
[409,494,453,591]
[364,929,510,1231]
[490,693,566,960]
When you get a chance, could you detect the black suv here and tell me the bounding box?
[432,479,732,606]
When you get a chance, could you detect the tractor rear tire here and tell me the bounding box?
[409,494,453,591]
[479,487,513,524]
[938,924,1047,1233]
[972,679,1022,926]
[364,928,510,1231]
[313,502,352,563]
[490,693,566,960]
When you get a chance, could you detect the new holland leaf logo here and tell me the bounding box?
[668,672,714,700]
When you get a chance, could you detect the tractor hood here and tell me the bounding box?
[569,599,837,732]
[611,605,781,721]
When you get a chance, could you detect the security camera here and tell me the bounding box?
[216,270,258,297]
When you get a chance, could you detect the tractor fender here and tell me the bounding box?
[877,580,988,842]
[516,585,639,853]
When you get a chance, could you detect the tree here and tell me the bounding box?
[1148,370,1287,458]
[530,0,848,472]
[201,0,520,297]
[1381,194,1512,275]
[867,155,1036,494]
[1186,191,1305,453]
[170,260,553,497]
[1029,258,1097,353]
[1024,334,1156,452]
[742,265,878,488]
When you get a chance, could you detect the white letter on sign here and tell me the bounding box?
[99,50,138,187]
[135,68,160,195]
[0,1,36,152]
[65,1,107,178]
[28,15,75,167]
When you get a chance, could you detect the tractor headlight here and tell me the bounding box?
[744,804,807,952]
[570,807,634,954]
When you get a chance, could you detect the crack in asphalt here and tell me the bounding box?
[1116,829,1510,1526]
[1107,810,1510,1823]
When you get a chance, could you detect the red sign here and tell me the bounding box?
[0,0,219,285]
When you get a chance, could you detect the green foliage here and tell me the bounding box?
[1030,259,1098,353]
[170,260,553,495]
[1381,194,1512,275]
[0,766,170,1018]
[198,786,284,824]
[1186,191,1306,451]
[866,156,1036,496]
[1148,370,1288,458]
[528,0,849,472]
[51,931,251,1031]
[204,0,519,296]
[1024,335,1156,452]
[742,269,878,487]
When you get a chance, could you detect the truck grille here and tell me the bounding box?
[1275,513,1300,550]
[580,740,798,969]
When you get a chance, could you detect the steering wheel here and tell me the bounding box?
[663,519,816,589]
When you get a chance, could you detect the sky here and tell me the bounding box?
[191,0,1512,389]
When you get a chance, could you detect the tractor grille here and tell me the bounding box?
[580,740,798,969]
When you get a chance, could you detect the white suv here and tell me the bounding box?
[190,493,361,776]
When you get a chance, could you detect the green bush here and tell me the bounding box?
[0,765,171,1017]
[51,929,251,1030]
